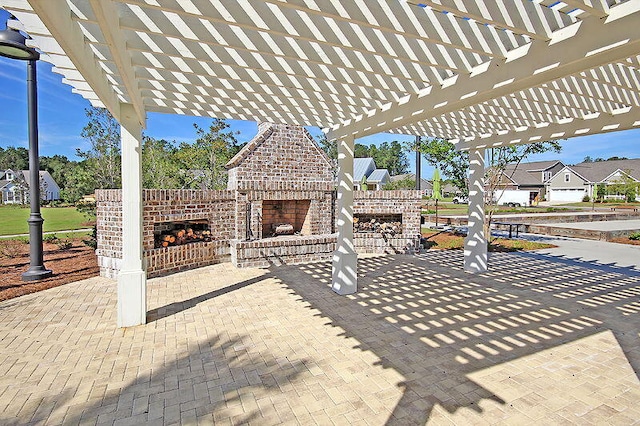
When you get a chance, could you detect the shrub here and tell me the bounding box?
[43,234,59,244]
[75,201,97,219]
[629,232,640,241]
[582,195,590,202]
[0,240,24,258]
[83,225,98,250]
[57,239,73,250]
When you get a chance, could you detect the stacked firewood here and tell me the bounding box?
[354,218,401,236]
[155,228,212,248]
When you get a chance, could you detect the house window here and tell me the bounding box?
[564,173,570,182]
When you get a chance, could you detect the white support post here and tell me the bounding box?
[332,134,357,295]
[464,148,487,273]
[117,103,146,327]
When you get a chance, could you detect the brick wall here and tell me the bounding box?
[96,189,236,278]
[96,188,421,276]
[353,190,422,254]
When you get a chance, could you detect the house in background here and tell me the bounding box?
[0,169,61,204]
[353,158,390,190]
[546,159,640,202]
[489,160,565,205]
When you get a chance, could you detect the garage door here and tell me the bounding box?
[549,188,586,202]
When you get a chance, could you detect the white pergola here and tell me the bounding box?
[2,0,639,326]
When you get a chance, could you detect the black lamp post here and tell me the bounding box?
[0,18,52,281]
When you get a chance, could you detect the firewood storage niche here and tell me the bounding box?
[154,219,211,248]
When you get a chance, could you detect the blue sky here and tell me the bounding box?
[0,11,638,180]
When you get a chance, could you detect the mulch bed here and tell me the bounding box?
[610,237,640,246]
[1,232,637,303]
[0,239,99,302]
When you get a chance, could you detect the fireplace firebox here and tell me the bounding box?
[261,200,311,237]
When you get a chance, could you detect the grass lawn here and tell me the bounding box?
[422,203,571,216]
[0,206,91,236]
[563,201,640,208]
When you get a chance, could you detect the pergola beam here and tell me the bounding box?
[561,0,610,18]
[455,108,640,150]
[328,6,640,142]
[88,0,146,127]
[27,0,123,121]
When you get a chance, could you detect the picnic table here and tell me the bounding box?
[492,221,525,238]
[610,205,639,212]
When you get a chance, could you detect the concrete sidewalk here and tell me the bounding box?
[1,248,639,425]
[519,232,640,271]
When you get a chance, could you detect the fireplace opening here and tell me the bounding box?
[354,214,402,236]
[154,219,211,248]
[262,200,311,237]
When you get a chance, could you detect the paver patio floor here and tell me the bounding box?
[1,250,639,425]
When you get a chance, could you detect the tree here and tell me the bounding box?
[315,133,337,178]
[484,141,562,239]
[418,137,469,196]
[60,162,97,203]
[176,119,244,190]
[607,156,628,161]
[39,154,72,190]
[383,176,416,190]
[9,172,28,204]
[142,136,182,189]
[354,143,369,158]
[607,171,639,203]
[77,107,122,190]
[373,141,409,175]
[583,156,593,163]
[0,146,29,171]
[316,136,409,176]
[596,183,606,201]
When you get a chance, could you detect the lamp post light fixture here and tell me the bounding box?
[0,18,52,281]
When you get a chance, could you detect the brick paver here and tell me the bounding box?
[1,251,639,425]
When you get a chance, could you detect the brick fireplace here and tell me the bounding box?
[226,123,337,267]
[95,123,422,278]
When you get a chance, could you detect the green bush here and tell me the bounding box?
[83,225,98,250]
[629,232,640,241]
[75,201,97,220]
[43,234,59,243]
[57,239,73,250]
[582,195,590,202]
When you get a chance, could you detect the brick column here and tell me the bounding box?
[465,148,487,273]
[332,134,357,295]
[118,103,147,327]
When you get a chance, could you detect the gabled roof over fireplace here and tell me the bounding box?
[225,123,334,192]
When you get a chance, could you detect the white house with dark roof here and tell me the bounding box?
[0,169,61,204]
[546,159,640,202]
[353,158,390,190]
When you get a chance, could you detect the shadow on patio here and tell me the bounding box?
[1,250,639,425]
[274,250,640,424]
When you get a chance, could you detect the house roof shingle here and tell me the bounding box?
[568,159,640,183]
[366,169,389,183]
[353,158,376,182]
